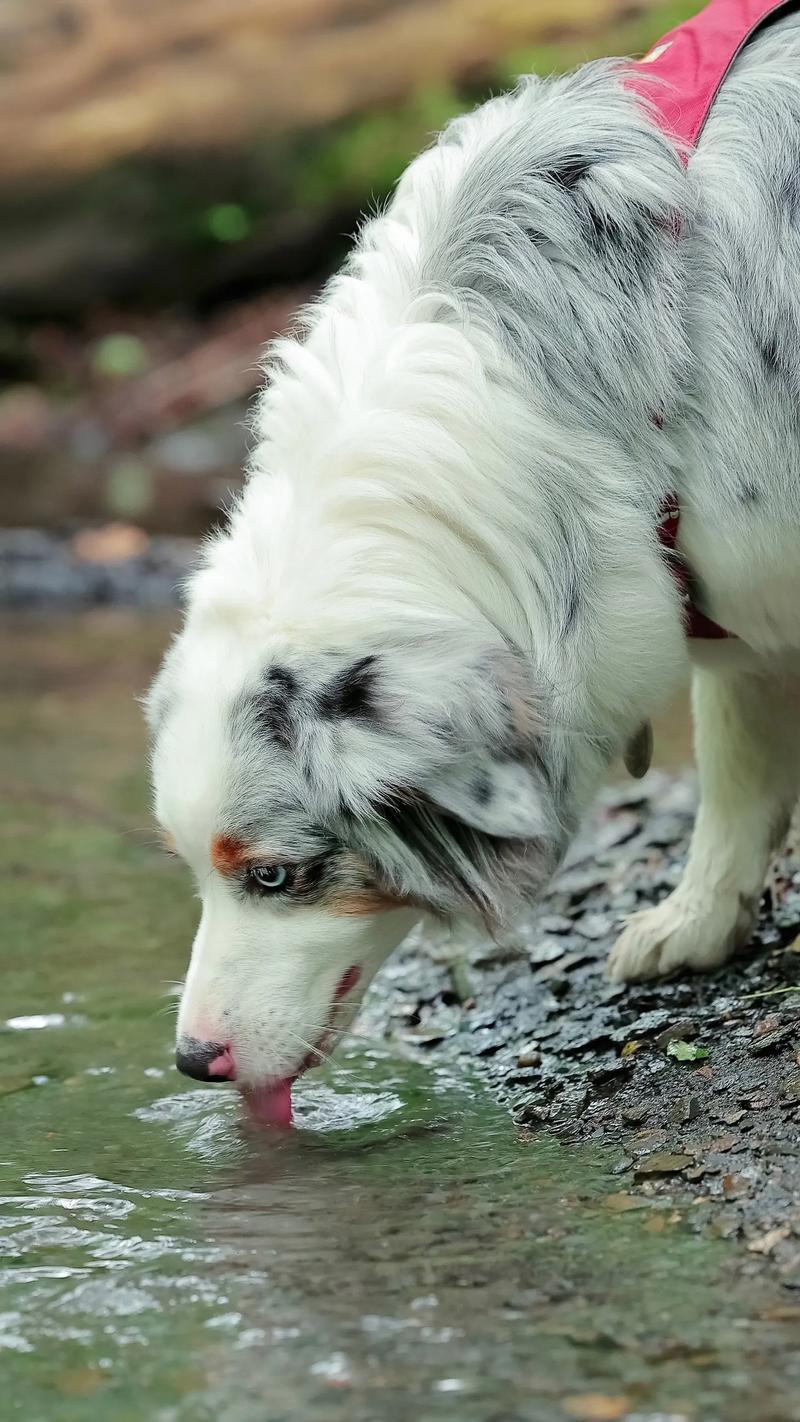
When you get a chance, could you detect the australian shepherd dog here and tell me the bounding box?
[147,14,800,1123]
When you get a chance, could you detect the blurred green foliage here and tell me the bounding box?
[293,86,463,210]
[92,332,149,379]
[500,0,700,85]
[3,1,702,320]
[204,203,253,243]
[292,0,699,218]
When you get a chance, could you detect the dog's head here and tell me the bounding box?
[147,612,569,1120]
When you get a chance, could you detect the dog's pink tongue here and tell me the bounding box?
[241,1078,294,1129]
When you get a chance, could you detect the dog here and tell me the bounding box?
[147,12,800,1121]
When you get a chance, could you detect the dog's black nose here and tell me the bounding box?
[175,1037,232,1082]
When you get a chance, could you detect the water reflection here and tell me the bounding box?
[2,1041,798,1421]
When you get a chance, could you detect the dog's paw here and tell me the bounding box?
[606,892,755,984]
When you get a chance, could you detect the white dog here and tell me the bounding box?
[147,15,800,1120]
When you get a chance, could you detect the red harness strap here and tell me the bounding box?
[656,495,731,639]
[628,0,795,148]
[629,0,795,638]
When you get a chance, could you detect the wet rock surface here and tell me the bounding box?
[368,772,800,1285]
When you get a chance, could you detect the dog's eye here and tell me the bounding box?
[247,864,293,895]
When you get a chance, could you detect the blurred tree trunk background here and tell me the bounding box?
[0,0,689,552]
[1,0,675,318]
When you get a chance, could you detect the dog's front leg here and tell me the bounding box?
[607,665,800,982]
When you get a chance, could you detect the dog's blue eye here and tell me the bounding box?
[249,864,290,893]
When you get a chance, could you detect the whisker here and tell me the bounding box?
[283,1027,318,1054]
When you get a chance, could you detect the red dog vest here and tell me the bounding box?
[627,0,795,638]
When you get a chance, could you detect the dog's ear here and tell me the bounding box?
[421,753,549,839]
[417,645,550,839]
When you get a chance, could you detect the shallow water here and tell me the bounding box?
[2,613,798,1422]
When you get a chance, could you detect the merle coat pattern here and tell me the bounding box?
[148,15,800,1101]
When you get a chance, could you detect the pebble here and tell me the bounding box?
[621,1104,649,1125]
[516,1045,541,1068]
[633,1152,694,1179]
[669,1094,701,1125]
[749,1023,797,1055]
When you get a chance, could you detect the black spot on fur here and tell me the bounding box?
[253,665,299,749]
[562,579,581,635]
[779,165,800,223]
[318,655,379,720]
[739,480,761,505]
[472,771,492,807]
[267,666,298,694]
[543,156,592,190]
[585,205,623,249]
[584,204,655,289]
[523,224,547,248]
[760,334,781,375]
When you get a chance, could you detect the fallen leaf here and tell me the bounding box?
[562,1394,631,1421]
[667,1040,709,1063]
[749,1022,798,1055]
[712,1214,742,1238]
[654,1020,697,1048]
[722,1172,750,1198]
[621,1039,643,1058]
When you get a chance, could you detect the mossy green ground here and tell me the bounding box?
[1,612,798,1421]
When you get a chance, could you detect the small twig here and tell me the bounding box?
[740,985,800,1001]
